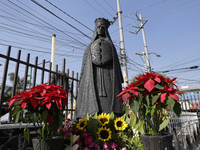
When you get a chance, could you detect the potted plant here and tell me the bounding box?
[58,112,139,150]
[7,83,68,150]
[117,72,184,150]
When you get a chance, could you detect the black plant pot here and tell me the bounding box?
[140,133,173,150]
[32,136,64,150]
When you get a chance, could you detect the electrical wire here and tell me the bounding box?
[45,0,93,32]
[31,0,91,40]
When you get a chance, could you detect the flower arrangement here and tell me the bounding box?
[7,83,68,140]
[117,72,184,136]
[59,112,137,150]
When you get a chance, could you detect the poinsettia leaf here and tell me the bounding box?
[154,84,164,89]
[12,106,21,116]
[30,112,38,125]
[130,114,137,129]
[169,94,179,102]
[42,110,48,123]
[42,123,48,140]
[159,117,169,131]
[161,93,167,103]
[173,101,182,117]
[122,93,131,102]
[130,100,140,116]
[124,106,129,117]
[144,79,155,92]
[58,113,63,127]
[138,93,143,105]
[24,127,30,143]
[152,94,160,105]
[14,110,21,124]
[138,119,145,134]
[144,95,150,109]
[166,96,175,110]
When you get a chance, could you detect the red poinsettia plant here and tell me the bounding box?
[117,72,184,136]
[7,83,68,140]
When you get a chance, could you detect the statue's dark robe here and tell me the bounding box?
[75,22,123,119]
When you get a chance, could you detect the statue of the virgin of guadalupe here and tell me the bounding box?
[75,18,124,119]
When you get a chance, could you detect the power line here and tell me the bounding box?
[104,0,116,12]
[144,0,196,18]
[31,0,92,39]
[148,3,200,21]
[5,0,87,46]
[94,0,114,17]
[45,0,93,32]
[84,0,107,18]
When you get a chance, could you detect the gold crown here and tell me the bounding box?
[95,18,110,28]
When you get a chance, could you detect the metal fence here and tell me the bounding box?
[0,46,79,122]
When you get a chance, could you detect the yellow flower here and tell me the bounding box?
[97,127,112,141]
[98,113,110,126]
[76,118,87,130]
[114,117,128,131]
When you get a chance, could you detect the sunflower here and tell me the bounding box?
[76,118,87,130]
[98,113,110,126]
[97,127,112,141]
[114,117,128,131]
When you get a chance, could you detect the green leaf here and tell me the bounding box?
[58,113,63,127]
[159,118,169,131]
[124,106,129,117]
[154,84,164,89]
[42,110,48,123]
[173,101,182,117]
[12,106,21,116]
[151,94,160,105]
[30,113,38,124]
[129,100,140,115]
[130,115,137,129]
[167,96,175,110]
[42,123,48,140]
[15,110,21,124]
[145,95,150,108]
[86,113,99,141]
[24,127,30,143]
[138,119,145,134]
[138,93,143,104]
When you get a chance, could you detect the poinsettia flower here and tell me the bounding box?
[159,86,184,103]
[135,72,165,92]
[117,82,139,102]
[144,78,155,92]
[47,116,52,125]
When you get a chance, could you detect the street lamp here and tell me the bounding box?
[135,52,161,72]
[29,61,50,89]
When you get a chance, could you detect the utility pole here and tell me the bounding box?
[130,12,151,72]
[51,34,56,71]
[116,0,129,87]
[139,14,151,73]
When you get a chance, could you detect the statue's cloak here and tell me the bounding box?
[75,22,123,119]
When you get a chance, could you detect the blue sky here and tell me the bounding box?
[0,0,200,89]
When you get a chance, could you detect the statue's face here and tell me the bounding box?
[96,25,105,36]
